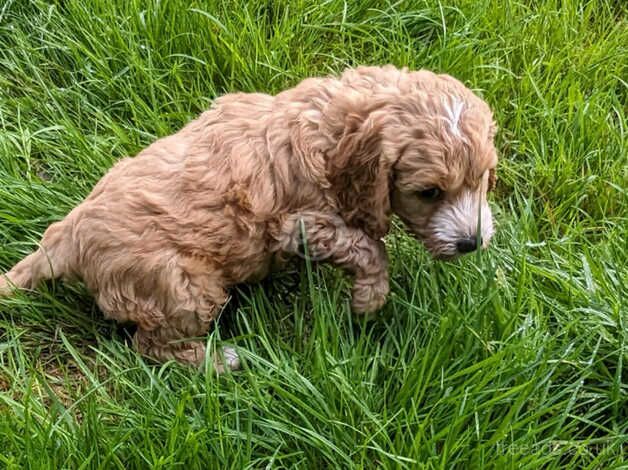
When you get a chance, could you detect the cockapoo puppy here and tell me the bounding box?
[1,65,498,371]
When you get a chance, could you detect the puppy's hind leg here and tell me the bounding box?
[0,220,74,296]
[132,326,240,373]
[129,283,239,372]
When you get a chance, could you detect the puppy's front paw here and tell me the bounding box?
[351,275,389,317]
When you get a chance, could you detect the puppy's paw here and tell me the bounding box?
[212,346,241,374]
[171,342,207,367]
[351,275,389,318]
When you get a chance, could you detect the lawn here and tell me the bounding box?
[0,0,626,468]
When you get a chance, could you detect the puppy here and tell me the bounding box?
[0,66,498,370]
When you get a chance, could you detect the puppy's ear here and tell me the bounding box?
[327,110,392,239]
[488,168,497,192]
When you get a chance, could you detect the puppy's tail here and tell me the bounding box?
[0,220,74,297]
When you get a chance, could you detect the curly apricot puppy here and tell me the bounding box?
[1,66,498,370]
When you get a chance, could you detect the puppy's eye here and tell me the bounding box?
[416,187,442,201]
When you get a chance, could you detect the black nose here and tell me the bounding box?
[456,237,480,254]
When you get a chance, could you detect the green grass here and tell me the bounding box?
[0,0,626,467]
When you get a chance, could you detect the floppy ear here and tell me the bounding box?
[327,110,393,239]
[488,167,497,192]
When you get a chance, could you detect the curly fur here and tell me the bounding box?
[0,65,498,369]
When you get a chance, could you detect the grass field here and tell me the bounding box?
[0,0,626,468]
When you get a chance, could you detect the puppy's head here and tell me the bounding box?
[327,67,498,258]
[386,74,498,259]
